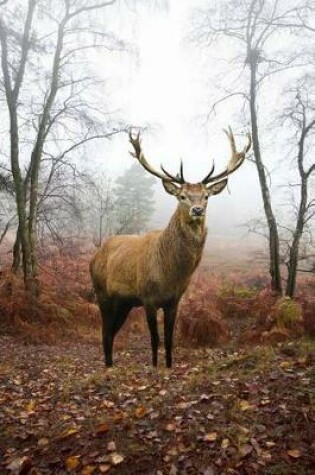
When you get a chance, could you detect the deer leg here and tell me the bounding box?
[100,300,132,367]
[99,301,114,367]
[101,319,114,367]
[145,305,159,367]
[112,301,132,336]
[163,303,178,368]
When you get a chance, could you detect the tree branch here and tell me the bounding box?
[68,0,117,20]
[12,0,36,101]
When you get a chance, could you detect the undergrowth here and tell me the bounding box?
[0,248,314,346]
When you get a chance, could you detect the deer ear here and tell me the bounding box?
[206,179,228,196]
[162,180,181,196]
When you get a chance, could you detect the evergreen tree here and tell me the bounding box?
[114,163,156,234]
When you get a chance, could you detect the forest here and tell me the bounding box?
[0,1,314,474]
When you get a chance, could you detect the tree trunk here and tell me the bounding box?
[249,52,282,295]
[11,226,21,273]
[285,143,309,297]
[9,109,34,291]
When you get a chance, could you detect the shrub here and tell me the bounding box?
[273,297,303,330]
[177,278,229,347]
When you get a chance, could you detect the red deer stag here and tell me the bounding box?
[90,128,251,367]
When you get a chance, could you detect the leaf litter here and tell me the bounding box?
[0,335,314,474]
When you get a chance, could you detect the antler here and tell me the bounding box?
[202,127,252,185]
[129,131,185,184]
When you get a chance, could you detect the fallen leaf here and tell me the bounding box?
[239,400,255,411]
[95,423,109,435]
[221,438,229,449]
[279,361,292,369]
[37,437,49,447]
[239,444,253,458]
[265,441,276,448]
[110,453,124,465]
[287,449,302,459]
[107,441,116,452]
[200,394,210,401]
[99,464,111,473]
[165,423,176,432]
[134,406,148,418]
[26,400,35,412]
[204,432,217,442]
[81,465,96,475]
[65,456,80,471]
[59,427,79,439]
[169,464,178,475]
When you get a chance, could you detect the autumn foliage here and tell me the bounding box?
[0,246,314,347]
[177,274,228,347]
[0,246,99,343]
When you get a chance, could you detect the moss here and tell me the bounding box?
[274,297,303,328]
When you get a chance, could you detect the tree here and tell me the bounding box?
[280,80,315,296]
[194,0,314,294]
[0,0,126,293]
[83,173,115,247]
[113,162,156,235]
[0,169,15,247]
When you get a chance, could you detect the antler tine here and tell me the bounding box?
[179,159,184,183]
[201,160,215,185]
[129,130,184,184]
[160,164,184,183]
[202,127,251,185]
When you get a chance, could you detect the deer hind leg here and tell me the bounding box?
[100,299,132,367]
[163,303,178,368]
[145,305,159,367]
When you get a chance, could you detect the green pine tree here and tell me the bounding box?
[114,163,156,234]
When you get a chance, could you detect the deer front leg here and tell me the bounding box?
[163,303,178,368]
[145,305,159,367]
[101,315,114,367]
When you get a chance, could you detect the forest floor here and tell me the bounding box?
[0,333,314,475]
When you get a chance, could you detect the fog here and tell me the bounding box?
[83,0,313,240]
[0,0,314,259]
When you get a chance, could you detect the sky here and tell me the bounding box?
[90,0,264,236]
[2,0,312,243]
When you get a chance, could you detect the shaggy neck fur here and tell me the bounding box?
[158,206,207,278]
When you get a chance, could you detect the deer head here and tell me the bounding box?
[129,128,251,223]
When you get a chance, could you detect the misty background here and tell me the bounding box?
[84,0,313,240]
[0,0,314,276]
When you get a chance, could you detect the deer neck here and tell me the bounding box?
[158,206,207,274]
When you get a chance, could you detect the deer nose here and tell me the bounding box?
[191,206,203,216]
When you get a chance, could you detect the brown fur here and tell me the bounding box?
[90,128,250,367]
[91,206,206,308]
[90,182,217,368]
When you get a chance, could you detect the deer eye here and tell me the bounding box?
[205,195,209,200]
[180,195,186,201]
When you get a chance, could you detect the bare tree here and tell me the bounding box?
[0,169,15,248]
[280,81,315,296]
[194,0,314,294]
[83,173,115,247]
[0,0,127,293]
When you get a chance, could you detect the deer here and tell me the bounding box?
[90,128,251,368]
